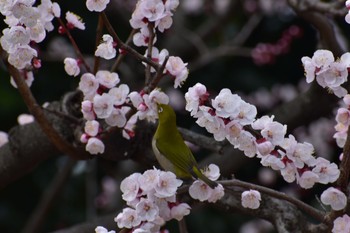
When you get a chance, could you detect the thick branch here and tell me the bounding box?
[216,188,328,233]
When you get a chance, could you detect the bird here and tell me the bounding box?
[152,104,218,189]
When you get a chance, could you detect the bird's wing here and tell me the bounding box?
[155,138,196,175]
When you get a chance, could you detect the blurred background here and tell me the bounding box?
[0,0,349,232]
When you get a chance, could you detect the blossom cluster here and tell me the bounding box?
[130,0,179,40]
[0,0,60,86]
[115,166,223,232]
[115,168,188,232]
[185,83,340,189]
[78,69,169,154]
[301,49,350,97]
[252,25,302,66]
[334,94,350,148]
[128,0,189,88]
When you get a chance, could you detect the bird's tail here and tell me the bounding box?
[191,166,218,189]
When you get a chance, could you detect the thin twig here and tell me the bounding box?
[57,18,91,73]
[111,29,137,72]
[144,55,169,93]
[178,218,189,233]
[101,12,160,69]
[93,13,104,74]
[145,23,155,86]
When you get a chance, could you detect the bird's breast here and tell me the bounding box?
[152,138,176,173]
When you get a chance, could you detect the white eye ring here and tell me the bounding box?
[158,107,163,113]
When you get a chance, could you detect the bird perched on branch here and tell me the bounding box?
[152,104,218,189]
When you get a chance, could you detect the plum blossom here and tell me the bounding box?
[115,207,142,229]
[212,88,241,118]
[17,113,34,125]
[116,168,191,232]
[185,83,208,116]
[84,120,100,137]
[95,226,115,233]
[95,34,116,59]
[334,94,350,148]
[332,214,350,233]
[105,106,130,127]
[260,121,287,146]
[79,73,99,100]
[0,131,9,147]
[129,0,178,36]
[189,164,224,202]
[109,84,130,106]
[302,50,350,97]
[86,137,105,154]
[96,70,120,89]
[321,187,347,211]
[120,173,142,202]
[241,190,261,209]
[139,0,165,22]
[170,203,191,221]
[64,57,80,77]
[136,198,159,222]
[86,0,110,12]
[297,171,319,189]
[8,44,37,69]
[165,56,189,88]
[132,89,169,123]
[312,158,340,184]
[93,93,114,119]
[65,11,85,30]
[81,100,95,121]
[154,171,182,198]
[185,83,340,188]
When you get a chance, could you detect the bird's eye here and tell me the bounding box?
[158,107,163,113]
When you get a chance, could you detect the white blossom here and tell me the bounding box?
[312,157,340,184]
[170,203,191,221]
[332,214,350,233]
[95,226,115,233]
[0,131,9,147]
[86,137,105,154]
[86,0,110,12]
[79,73,99,100]
[212,88,241,118]
[154,171,182,198]
[96,70,120,89]
[321,187,347,211]
[84,120,100,137]
[17,113,34,125]
[115,207,141,229]
[297,171,319,189]
[241,190,261,209]
[93,93,114,119]
[120,173,142,202]
[95,34,116,59]
[66,11,85,30]
[64,57,80,77]
[108,84,130,106]
[185,83,208,116]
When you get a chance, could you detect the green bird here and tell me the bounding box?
[152,104,218,189]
